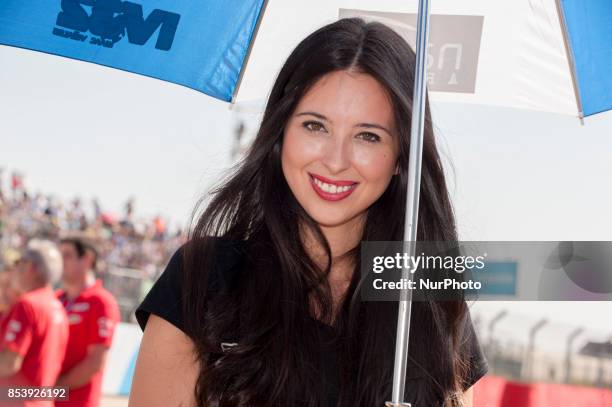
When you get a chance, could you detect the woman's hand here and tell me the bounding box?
[129,314,200,407]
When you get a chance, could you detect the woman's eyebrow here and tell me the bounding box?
[355,123,393,137]
[295,111,329,121]
[295,111,392,137]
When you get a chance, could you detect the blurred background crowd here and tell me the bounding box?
[0,167,186,322]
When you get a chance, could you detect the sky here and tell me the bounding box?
[1,45,611,343]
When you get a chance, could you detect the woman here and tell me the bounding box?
[130,18,488,407]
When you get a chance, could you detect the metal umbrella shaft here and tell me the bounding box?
[386,0,431,405]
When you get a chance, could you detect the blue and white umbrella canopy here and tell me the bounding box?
[237,0,612,119]
[0,0,266,102]
[1,0,610,118]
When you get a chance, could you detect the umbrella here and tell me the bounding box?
[2,1,610,117]
[0,0,267,101]
[2,1,612,406]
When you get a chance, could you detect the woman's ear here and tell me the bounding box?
[394,162,400,175]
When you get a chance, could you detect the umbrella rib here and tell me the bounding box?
[554,0,585,123]
[230,0,270,105]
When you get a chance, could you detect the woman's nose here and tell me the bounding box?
[321,132,351,174]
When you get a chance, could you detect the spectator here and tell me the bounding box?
[0,167,5,204]
[55,235,120,407]
[0,262,21,319]
[0,239,69,407]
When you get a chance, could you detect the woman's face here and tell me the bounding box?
[281,70,400,230]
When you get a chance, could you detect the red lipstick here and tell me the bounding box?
[308,173,358,202]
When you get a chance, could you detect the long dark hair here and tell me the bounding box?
[182,18,471,406]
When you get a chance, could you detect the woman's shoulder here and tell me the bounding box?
[191,237,247,289]
[167,236,247,284]
[134,237,247,333]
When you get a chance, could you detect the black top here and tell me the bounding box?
[135,240,489,406]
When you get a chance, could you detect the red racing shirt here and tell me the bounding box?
[55,280,120,407]
[0,286,69,407]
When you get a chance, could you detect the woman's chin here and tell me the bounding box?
[307,211,364,230]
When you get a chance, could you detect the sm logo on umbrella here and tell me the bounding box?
[53,0,181,51]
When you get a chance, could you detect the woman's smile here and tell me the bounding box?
[308,173,359,201]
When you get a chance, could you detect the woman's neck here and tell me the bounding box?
[301,214,365,271]
[301,214,365,322]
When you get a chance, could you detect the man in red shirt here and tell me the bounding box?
[0,239,69,407]
[55,236,120,407]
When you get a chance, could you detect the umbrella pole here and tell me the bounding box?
[386,0,431,406]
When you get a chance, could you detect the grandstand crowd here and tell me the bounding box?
[0,168,185,281]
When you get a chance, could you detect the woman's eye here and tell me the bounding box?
[357,132,381,143]
[303,121,326,133]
